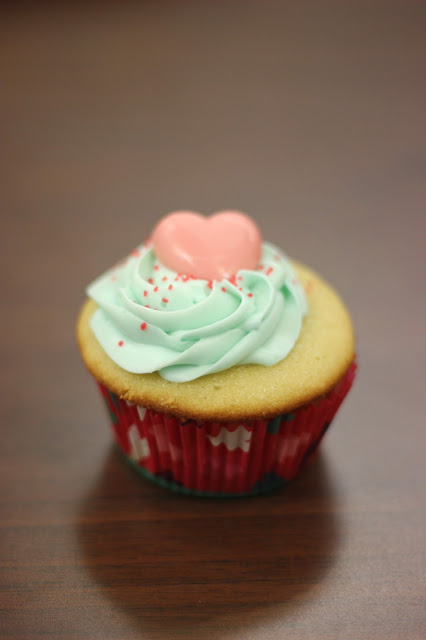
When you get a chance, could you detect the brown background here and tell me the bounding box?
[1,2,425,639]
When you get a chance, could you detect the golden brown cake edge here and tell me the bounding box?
[76,262,355,422]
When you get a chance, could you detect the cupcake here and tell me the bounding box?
[77,210,356,496]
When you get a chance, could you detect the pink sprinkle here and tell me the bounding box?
[140,322,147,331]
[168,284,173,290]
[143,290,148,297]
[154,286,158,292]
[248,292,253,298]
[238,276,243,281]
[162,298,169,304]
[266,267,274,276]
[131,249,140,258]
[118,340,124,347]
[239,287,243,291]
[174,276,179,281]
[154,265,159,271]
[259,265,264,270]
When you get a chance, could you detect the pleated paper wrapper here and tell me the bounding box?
[97,361,356,497]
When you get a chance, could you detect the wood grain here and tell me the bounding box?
[1,2,425,639]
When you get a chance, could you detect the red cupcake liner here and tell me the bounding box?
[97,361,356,496]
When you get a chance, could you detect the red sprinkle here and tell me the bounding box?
[148,278,154,284]
[221,287,226,292]
[154,265,159,271]
[162,276,168,281]
[168,284,173,290]
[131,249,140,258]
[266,267,274,276]
[259,265,264,270]
[239,287,243,291]
[140,322,147,331]
[228,274,237,285]
[162,298,169,304]
[207,280,213,290]
[238,276,243,281]
[248,292,253,298]
[143,290,148,297]
[154,286,158,292]
[118,340,124,347]
[144,305,150,308]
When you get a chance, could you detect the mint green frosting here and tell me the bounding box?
[86,243,308,382]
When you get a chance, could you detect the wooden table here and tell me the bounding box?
[1,2,425,638]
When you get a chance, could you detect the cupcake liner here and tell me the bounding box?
[97,361,356,497]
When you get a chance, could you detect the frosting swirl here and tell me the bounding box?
[87,242,308,382]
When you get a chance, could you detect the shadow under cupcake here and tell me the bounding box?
[76,447,342,639]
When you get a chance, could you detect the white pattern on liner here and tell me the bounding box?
[151,422,182,461]
[206,425,252,453]
[128,424,150,461]
[136,405,146,421]
[276,431,312,462]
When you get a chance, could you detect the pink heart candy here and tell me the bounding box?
[152,211,262,280]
